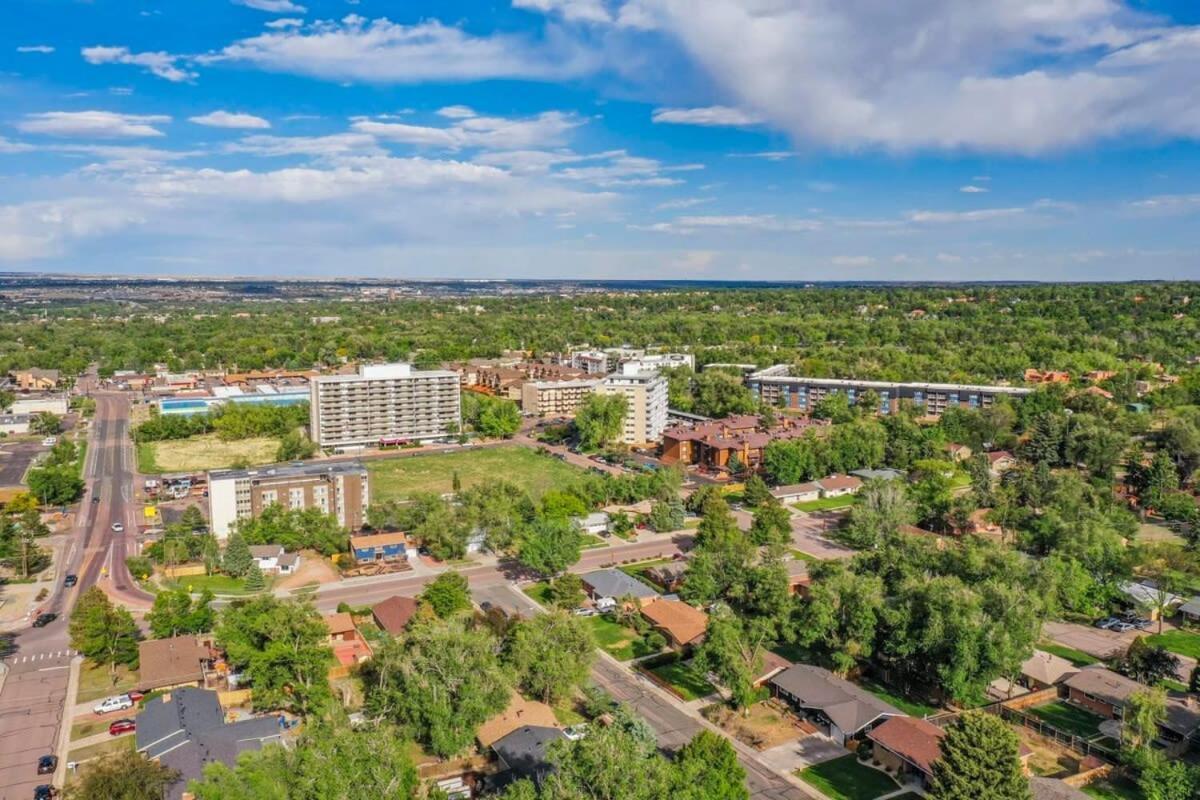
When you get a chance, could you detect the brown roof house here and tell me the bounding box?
[816,474,864,498]
[768,664,902,744]
[137,635,217,692]
[323,613,372,677]
[477,692,560,749]
[867,716,946,789]
[371,595,419,636]
[640,599,708,648]
[1064,666,1200,755]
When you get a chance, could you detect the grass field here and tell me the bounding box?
[648,659,717,701]
[76,663,138,704]
[858,677,940,717]
[794,496,856,512]
[164,573,272,596]
[1146,630,1200,659]
[523,582,554,606]
[138,433,279,474]
[1029,701,1105,738]
[368,446,584,502]
[67,735,135,766]
[1037,640,1100,667]
[797,755,898,800]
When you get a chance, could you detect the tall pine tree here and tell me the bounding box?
[929,712,1031,800]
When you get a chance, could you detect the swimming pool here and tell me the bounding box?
[159,392,309,415]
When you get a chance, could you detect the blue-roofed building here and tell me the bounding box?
[349,531,409,564]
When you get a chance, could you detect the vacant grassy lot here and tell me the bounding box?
[647,659,717,701]
[77,662,138,704]
[797,755,898,800]
[164,573,272,596]
[139,433,279,474]
[1146,630,1200,660]
[1030,701,1105,738]
[368,446,583,502]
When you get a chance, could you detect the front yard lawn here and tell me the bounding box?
[857,677,940,717]
[647,659,717,701]
[165,573,272,596]
[794,496,856,512]
[77,662,138,704]
[1029,701,1105,739]
[797,755,899,800]
[1037,640,1099,667]
[586,615,659,661]
[1145,630,1200,660]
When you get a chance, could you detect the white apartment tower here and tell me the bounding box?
[309,363,461,450]
[596,365,669,446]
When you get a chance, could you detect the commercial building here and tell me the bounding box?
[0,414,30,435]
[569,350,609,375]
[207,460,369,540]
[9,368,60,391]
[9,395,69,416]
[309,362,461,450]
[618,353,695,373]
[595,366,668,446]
[748,366,1031,417]
[520,378,600,417]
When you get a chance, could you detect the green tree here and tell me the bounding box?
[928,712,1031,800]
[693,609,763,710]
[243,562,266,591]
[542,709,676,800]
[692,370,755,418]
[215,596,331,714]
[26,464,84,505]
[1122,685,1167,752]
[749,499,791,546]
[518,517,583,576]
[222,532,254,577]
[1137,750,1200,800]
[275,430,317,462]
[362,619,510,758]
[420,572,472,618]
[741,474,771,507]
[64,748,178,800]
[505,611,595,704]
[647,499,685,532]
[812,392,854,423]
[30,411,62,436]
[842,479,914,549]
[546,572,585,609]
[574,393,629,450]
[476,397,522,438]
[672,731,749,800]
[793,562,883,674]
[146,587,215,639]
[68,586,140,675]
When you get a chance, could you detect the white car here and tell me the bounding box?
[94,695,133,715]
[41,437,57,447]
[110,522,124,533]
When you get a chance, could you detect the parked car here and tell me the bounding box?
[1110,621,1136,633]
[93,695,134,715]
[63,574,77,588]
[34,785,57,800]
[127,690,144,702]
[573,607,598,617]
[41,437,56,447]
[110,522,124,533]
[1094,617,1120,629]
[108,719,136,736]
[36,755,57,775]
[32,613,56,628]
[563,724,589,741]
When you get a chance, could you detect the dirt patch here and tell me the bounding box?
[276,552,341,590]
[702,701,813,750]
[1013,726,1084,778]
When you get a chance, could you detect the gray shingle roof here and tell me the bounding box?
[769,664,902,735]
[581,569,660,600]
[493,725,567,781]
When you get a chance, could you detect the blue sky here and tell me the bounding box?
[1,0,1199,280]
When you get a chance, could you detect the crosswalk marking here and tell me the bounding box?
[3,649,76,665]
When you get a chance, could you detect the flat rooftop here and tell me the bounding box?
[749,367,1031,395]
[209,459,367,482]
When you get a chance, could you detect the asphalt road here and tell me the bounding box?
[0,393,146,799]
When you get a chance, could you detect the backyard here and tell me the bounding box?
[1145,630,1200,659]
[646,658,717,701]
[858,677,940,718]
[1029,701,1105,739]
[368,446,584,502]
[797,754,899,800]
[138,433,279,474]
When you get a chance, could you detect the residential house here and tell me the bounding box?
[371,595,419,636]
[10,368,60,392]
[487,726,568,792]
[477,692,559,749]
[660,414,827,472]
[580,569,660,607]
[848,468,906,482]
[1064,666,1200,755]
[1084,371,1118,384]
[817,474,864,498]
[323,612,372,672]
[768,664,902,744]
[867,716,946,790]
[1019,650,1079,691]
[248,544,301,576]
[644,562,688,592]
[136,687,283,800]
[640,599,708,648]
[1025,369,1071,385]
[986,451,1016,475]
[1179,596,1200,626]
[575,512,610,536]
[944,443,972,462]
[786,559,812,596]
[349,531,409,564]
[752,651,793,688]
[771,482,822,504]
[137,635,217,692]
[1120,579,1183,619]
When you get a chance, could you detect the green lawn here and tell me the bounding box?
[165,573,272,596]
[368,446,584,502]
[1029,701,1105,738]
[587,615,659,661]
[1145,630,1200,659]
[523,582,553,606]
[1084,778,1145,800]
[794,496,856,512]
[1163,678,1189,693]
[648,659,717,701]
[68,735,135,765]
[619,558,675,584]
[858,677,940,717]
[71,718,113,741]
[1037,640,1100,667]
[797,755,899,800]
[77,662,138,704]
[579,533,607,549]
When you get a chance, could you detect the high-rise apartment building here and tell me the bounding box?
[207,461,369,540]
[596,365,668,446]
[309,363,461,450]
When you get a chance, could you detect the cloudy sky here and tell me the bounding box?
[1,0,1199,280]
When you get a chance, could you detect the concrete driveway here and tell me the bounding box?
[759,735,849,774]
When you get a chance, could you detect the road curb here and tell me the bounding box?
[54,655,83,787]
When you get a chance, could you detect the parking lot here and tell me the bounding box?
[1041,621,1137,660]
[0,440,46,488]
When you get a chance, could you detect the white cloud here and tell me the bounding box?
[906,207,1025,224]
[211,16,594,83]
[0,138,35,154]
[666,214,821,233]
[620,0,1200,153]
[513,0,613,24]
[17,111,171,139]
[226,133,382,157]
[728,151,794,161]
[655,196,712,210]
[831,255,874,267]
[555,152,701,187]
[265,18,304,29]
[233,0,307,13]
[1128,194,1200,214]
[190,111,272,129]
[16,45,55,54]
[0,199,146,261]
[437,105,476,119]
[82,46,196,82]
[651,105,763,126]
[352,111,583,151]
[960,185,989,193]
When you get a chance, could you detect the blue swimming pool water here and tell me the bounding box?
[159,393,308,415]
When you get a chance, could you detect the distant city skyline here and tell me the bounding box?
[1,0,1199,280]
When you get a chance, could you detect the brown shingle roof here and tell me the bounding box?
[868,716,946,776]
[640,599,708,646]
[323,612,357,637]
[371,595,418,635]
[476,692,559,748]
[817,474,863,493]
[137,636,213,691]
[1064,666,1141,707]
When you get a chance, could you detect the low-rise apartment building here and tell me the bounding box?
[661,413,829,471]
[596,366,668,446]
[309,362,461,450]
[207,460,369,540]
[747,366,1031,417]
[569,350,609,375]
[520,378,601,416]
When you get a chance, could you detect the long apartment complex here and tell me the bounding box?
[747,366,1032,417]
[309,363,461,450]
[207,461,369,539]
[520,378,601,417]
[596,365,669,446]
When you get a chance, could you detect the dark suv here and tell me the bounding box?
[32,613,57,628]
[63,575,77,587]
[37,755,57,775]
